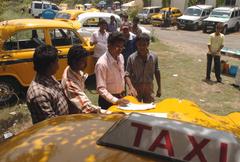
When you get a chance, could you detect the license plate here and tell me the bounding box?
[207,26,214,29]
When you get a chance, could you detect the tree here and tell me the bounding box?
[216,0,225,6]
[162,0,171,7]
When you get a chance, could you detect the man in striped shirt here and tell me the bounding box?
[62,45,100,113]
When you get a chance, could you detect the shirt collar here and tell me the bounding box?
[137,50,152,60]
[106,50,120,64]
[35,73,58,85]
[69,66,88,80]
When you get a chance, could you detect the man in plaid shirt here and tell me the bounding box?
[62,45,100,113]
[27,45,69,124]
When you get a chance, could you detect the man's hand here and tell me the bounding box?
[156,88,161,97]
[128,87,138,97]
[116,98,129,106]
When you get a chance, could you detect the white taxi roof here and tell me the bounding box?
[77,12,120,23]
[214,7,239,12]
[189,5,213,10]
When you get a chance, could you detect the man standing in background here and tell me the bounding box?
[206,23,224,83]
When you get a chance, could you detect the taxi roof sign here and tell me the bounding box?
[98,113,240,162]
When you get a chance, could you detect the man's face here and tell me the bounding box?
[49,59,59,75]
[122,28,130,37]
[216,25,223,33]
[100,23,108,31]
[76,58,87,71]
[108,41,125,56]
[136,40,149,56]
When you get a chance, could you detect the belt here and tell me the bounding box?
[112,91,126,98]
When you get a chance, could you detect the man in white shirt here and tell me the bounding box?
[90,19,109,60]
[206,23,224,83]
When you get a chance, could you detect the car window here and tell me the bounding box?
[205,9,210,15]
[149,9,154,13]
[83,18,99,27]
[43,4,50,9]
[231,11,234,18]
[52,5,59,11]
[34,3,42,9]
[155,8,160,12]
[3,29,45,51]
[202,11,206,16]
[55,12,71,19]
[50,29,81,46]
[234,10,238,17]
[185,8,202,16]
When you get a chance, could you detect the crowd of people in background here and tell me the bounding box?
[25,10,230,125]
[26,15,161,124]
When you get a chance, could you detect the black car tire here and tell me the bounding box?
[222,26,228,35]
[234,23,239,32]
[202,28,207,33]
[193,23,198,31]
[0,78,21,107]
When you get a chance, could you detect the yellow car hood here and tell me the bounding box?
[109,96,240,138]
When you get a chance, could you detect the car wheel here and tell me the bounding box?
[234,23,239,32]
[0,79,20,107]
[222,26,228,34]
[177,24,181,30]
[202,28,207,33]
[193,23,198,31]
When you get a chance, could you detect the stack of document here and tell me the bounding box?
[118,103,155,111]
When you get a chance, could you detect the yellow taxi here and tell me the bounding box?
[55,10,86,21]
[55,9,86,29]
[151,7,182,26]
[54,9,100,29]
[0,19,94,105]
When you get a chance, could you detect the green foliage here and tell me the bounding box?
[216,0,225,6]
[188,0,198,6]
[162,0,171,7]
[128,7,140,20]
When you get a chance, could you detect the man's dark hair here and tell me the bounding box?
[122,13,128,19]
[33,45,58,74]
[108,31,126,45]
[136,33,150,43]
[98,19,108,26]
[67,45,89,68]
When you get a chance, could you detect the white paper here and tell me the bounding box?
[118,103,155,110]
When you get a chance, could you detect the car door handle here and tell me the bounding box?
[1,54,12,59]
[57,50,62,54]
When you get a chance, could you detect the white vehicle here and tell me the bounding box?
[202,7,240,34]
[137,6,162,24]
[177,5,213,30]
[76,12,151,37]
[29,1,60,18]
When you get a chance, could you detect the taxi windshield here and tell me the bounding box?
[210,10,231,18]
[139,9,148,14]
[184,8,202,16]
[55,13,71,19]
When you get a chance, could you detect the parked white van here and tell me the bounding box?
[202,7,240,34]
[29,1,60,18]
[177,5,213,30]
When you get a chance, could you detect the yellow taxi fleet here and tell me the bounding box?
[151,7,182,26]
[0,19,94,105]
